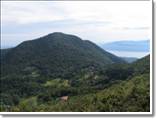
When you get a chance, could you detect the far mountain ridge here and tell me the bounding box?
[100,40,150,52]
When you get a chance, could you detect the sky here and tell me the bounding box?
[1,1,152,48]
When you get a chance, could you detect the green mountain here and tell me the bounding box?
[0,32,150,112]
[0,48,12,60]
[1,32,125,78]
[132,55,150,74]
[1,54,149,112]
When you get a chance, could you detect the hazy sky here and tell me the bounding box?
[1,1,152,48]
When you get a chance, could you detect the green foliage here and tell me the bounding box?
[1,32,125,78]
[4,72,149,112]
[0,33,150,112]
[15,97,37,112]
[132,55,150,75]
[32,74,149,112]
[105,63,133,80]
[44,79,70,88]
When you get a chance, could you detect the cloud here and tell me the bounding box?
[1,1,152,47]
[122,27,150,30]
[2,1,151,25]
[1,1,67,24]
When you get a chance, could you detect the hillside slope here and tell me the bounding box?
[4,55,150,112]
[1,32,125,78]
[0,33,150,112]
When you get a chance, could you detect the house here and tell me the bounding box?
[60,96,68,101]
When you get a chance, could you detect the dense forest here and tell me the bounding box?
[0,32,150,112]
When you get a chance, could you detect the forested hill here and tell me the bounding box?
[0,32,150,112]
[0,54,150,112]
[132,55,150,74]
[1,32,125,78]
